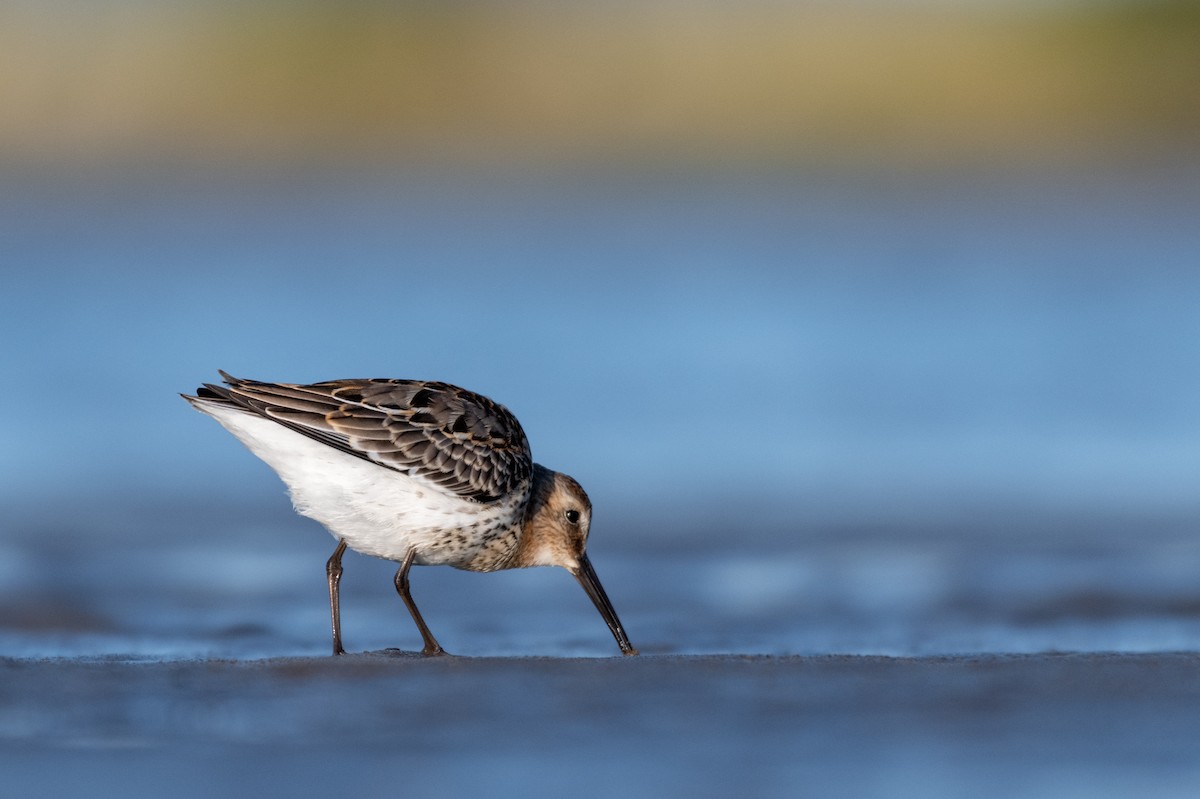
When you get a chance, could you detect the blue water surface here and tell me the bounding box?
[1,164,1199,658]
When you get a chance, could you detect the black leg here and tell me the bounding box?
[326,539,348,656]
[394,548,445,656]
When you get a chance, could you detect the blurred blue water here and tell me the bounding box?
[3,165,1198,526]
[6,530,1200,659]
[1,164,1199,659]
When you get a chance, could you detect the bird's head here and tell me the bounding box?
[517,465,592,570]
[516,464,637,655]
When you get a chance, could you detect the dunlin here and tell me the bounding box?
[183,371,637,657]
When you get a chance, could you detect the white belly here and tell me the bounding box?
[196,402,508,565]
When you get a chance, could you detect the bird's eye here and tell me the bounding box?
[565,509,581,524]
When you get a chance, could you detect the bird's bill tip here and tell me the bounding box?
[572,553,638,656]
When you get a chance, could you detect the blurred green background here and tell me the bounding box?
[3,0,1197,172]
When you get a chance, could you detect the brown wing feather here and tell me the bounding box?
[204,373,532,503]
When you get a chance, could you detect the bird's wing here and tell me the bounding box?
[195,372,533,502]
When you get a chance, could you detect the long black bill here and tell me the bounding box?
[571,552,638,656]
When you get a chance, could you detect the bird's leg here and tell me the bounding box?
[326,539,348,656]
[394,548,446,656]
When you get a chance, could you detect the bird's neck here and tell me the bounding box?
[461,464,555,572]
[509,464,560,569]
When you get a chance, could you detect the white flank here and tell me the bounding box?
[192,399,504,565]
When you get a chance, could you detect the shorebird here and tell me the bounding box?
[183,371,637,657]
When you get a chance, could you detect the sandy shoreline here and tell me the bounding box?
[3,652,1199,797]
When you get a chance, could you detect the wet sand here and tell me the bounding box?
[3,652,1199,798]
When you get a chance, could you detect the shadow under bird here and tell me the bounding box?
[182,371,637,657]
